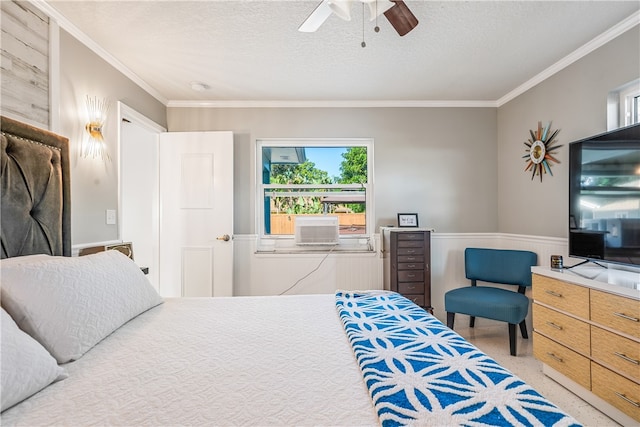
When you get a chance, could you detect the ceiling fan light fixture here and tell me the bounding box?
[328,0,352,21]
[384,0,419,36]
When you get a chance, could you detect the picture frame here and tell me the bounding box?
[397,213,419,228]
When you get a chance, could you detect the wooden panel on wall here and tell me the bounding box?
[0,0,49,128]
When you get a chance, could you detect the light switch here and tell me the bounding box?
[106,209,117,225]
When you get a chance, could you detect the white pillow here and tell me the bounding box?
[1,250,163,363]
[0,254,53,266]
[1,308,67,412]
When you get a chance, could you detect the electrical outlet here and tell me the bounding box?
[106,209,117,225]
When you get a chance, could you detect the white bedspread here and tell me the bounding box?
[2,295,378,426]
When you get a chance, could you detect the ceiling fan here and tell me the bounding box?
[298,0,419,37]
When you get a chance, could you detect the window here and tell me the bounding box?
[256,139,373,251]
[620,82,640,126]
[609,79,640,130]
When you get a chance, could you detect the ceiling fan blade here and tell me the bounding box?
[384,0,418,36]
[328,0,352,21]
[298,0,333,32]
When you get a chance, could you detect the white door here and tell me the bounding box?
[159,131,234,297]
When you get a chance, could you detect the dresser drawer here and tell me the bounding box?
[396,247,424,256]
[398,282,425,295]
[592,362,640,422]
[398,262,424,270]
[398,255,422,263]
[397,233,425,241]
[532,275,590,319]
[533,303,590,355]
[591,290,640,340]
[403,294,425,307]
[398,270,424,282]
[591,326,640,383]
[397,240,424,248]
[533,332,591,389]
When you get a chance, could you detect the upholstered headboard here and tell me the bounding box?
[1,116,71,257]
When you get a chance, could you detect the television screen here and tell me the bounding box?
[568,124,640,267]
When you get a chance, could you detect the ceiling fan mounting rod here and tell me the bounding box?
[298,0,418,37]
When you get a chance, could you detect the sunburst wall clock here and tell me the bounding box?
[523,121,562,182]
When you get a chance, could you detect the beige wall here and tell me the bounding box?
[167,107,498,235]
[497,27,640,238]
[59,30,166,245]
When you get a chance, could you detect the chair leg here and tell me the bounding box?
[446,312,455,329]
[509,323,517,356]
[469,316,475,328]
[519,320,528,339]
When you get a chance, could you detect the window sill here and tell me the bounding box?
[255,247,376,255]
[255,238,375,255]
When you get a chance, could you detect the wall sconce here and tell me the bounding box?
[81,96,110,161]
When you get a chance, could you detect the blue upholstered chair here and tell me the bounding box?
[445,248,538,356]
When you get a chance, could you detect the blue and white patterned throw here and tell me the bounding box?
[335,291,581,427]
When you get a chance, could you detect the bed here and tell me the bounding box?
[0,116,581,426]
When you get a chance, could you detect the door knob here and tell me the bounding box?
[216,234,231,242]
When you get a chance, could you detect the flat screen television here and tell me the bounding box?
[568,123,640,268]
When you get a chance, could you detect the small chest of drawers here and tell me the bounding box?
[390,230,431,312]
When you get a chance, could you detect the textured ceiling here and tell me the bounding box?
[46,1,640,105]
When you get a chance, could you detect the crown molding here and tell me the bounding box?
[32,0,168,105]
[166,100,499,108]
[497,10,640,107]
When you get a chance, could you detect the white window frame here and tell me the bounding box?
[618,79,640,127]
[256,138,374,253]
[607,79,640,131]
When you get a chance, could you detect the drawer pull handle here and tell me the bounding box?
[546,322,563,330]
[407,286,416,290]
[407,250,415,254]
[613,312,640,322]
[407,264,416,268]
[614,392,640,408]
[614,352,640,365]
[544,290,563,298]
[546,352,564,363]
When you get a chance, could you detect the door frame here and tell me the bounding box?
[117,102,166,288]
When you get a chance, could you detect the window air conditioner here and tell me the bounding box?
[294,216,339,245]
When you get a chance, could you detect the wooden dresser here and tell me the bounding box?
[390,230,432,312]
[532,266,640,425]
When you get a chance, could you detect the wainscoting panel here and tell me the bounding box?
[233,235,384,297]
[429,233,568,323]
[234,233,569,325]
